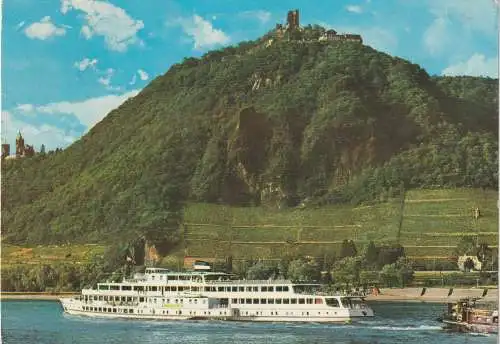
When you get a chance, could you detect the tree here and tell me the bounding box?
[246,261,277,280]
[340,240,358,259]
[362,241,379,269]
[463,258,475,272]
[377,245,405,266]
[40,144,46,154]
[287,258,321,281]
[331,256,363,288]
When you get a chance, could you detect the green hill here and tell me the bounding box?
[1,24,498,249]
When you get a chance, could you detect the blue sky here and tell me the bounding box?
[1,0,499,151]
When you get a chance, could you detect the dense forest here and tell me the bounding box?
[1,25,498,247]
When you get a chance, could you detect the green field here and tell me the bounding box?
[2,188,497,267]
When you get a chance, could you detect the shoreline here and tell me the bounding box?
[0,293,77,301]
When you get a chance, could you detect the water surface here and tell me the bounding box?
[1,300,496,344]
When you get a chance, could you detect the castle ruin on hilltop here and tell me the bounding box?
[269,9,362,45]
[2,131,35,160]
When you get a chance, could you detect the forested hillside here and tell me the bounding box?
[2,25,497,247]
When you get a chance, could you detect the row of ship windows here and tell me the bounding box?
[97,285,290,292]
[84,296,337,307]
[83,307,134,314]
[83,307,338,317]
[230,298,327,305]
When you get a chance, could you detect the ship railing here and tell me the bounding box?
[205,279,291,285]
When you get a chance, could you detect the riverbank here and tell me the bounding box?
[365,287,499,303]
[2,288,498,303]
[0,292,77,300]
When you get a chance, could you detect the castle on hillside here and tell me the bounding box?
[2,131,35,160]
[271,9,362,44]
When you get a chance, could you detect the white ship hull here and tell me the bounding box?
[60,267,375,323]
[60,297,372,323]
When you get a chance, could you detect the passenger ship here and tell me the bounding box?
[60,264,374,322]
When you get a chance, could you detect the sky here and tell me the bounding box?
[1,0,499,152]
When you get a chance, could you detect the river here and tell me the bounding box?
[1,300,496,343]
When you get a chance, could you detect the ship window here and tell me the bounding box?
[129,309,133,314]
[127,297,132,302]
[170,276,178,280]
[232,298,238,303]
[291,299,297,304]
[194,299,198,304]
[315,298,323,304]
[178,287,184,291]
[139,297,144,302]
[159,275,163,280]
[103,296,108,301]
[225,287,231,292]
[205,287,211,292]
[246,287,252,292]
[268,287,274,292]
[232,287,238,292]
[124,309,128,313]
[94,296,98,300]
[326,298,340,307]
[171,287,177,291]
[98,307,102,312]
[113,308,117,313]
[299,299,305,304]
[211,287,216,292]
[110,285,119,291]
[151,286,158,292]
[283,286,289,292]
[245,299,251,304]
[253,287,258,292]
[122,286,132,291]
[268,299,275,304]
[253,299,259,304]
[99,296,103,301]
[218,287,224,292]
[276,299,282,304]
[260,299,267,304]
[239,298,245,304]
[192,287,199,292]
[239,287,244,292]
[175,299,179,303]
[152,276,155,280]
[99,285,109,290]
[261,286,268,292]
[283,299,290,304]
[276,286,283,292]
[307,299,313,304]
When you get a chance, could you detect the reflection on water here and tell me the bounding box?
[1,300,497,344]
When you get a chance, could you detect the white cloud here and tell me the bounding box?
[74,57,98,72]
[442,54,498,78]
[423,0,497,55]
[2,91,140,151]
[129,74,137,85]
[61,0,144,52]
[178,15,230,50]
[80,25,93,39]
[428,0,497,35]
[346,5,363,14]
[24,16,66,40]
[240,10,272,24]
[16,104,35,112]
[423,16,450,55]
[36,89,140,129]
[137,69,149,81]
[1,110,77,151]
[97,68,115,88]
